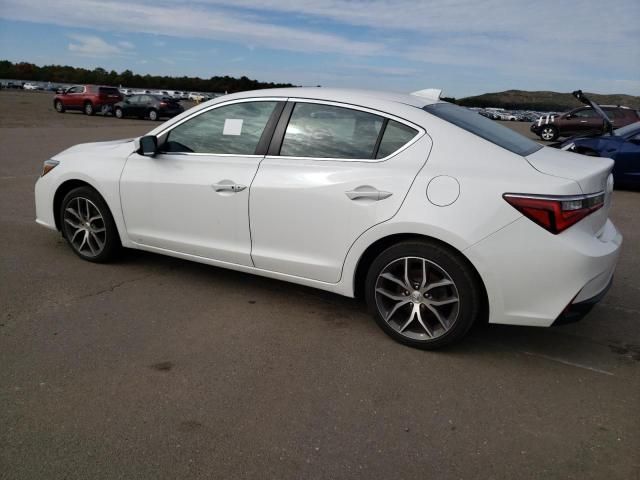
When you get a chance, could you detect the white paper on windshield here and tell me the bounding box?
[223,119,243,135]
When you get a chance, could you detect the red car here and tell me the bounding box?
[53,85,123,116]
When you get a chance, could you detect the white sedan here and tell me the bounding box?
[34,88,622,349]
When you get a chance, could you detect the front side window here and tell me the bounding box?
[424,103,542,156]
[163,101,277,155]
[280,103,384,159]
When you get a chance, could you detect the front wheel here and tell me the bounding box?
[539,125,558,141]
[84,102,94,116]
[365,241,483,349]
[60,186,120,262]
[115,107,124,119]
[54,100,65,113]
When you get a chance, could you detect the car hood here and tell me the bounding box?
[53,138,135,159]
[526,146,613,194]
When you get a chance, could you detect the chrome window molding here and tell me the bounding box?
[154,96,425,162]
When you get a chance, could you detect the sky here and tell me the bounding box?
[0,0,638,97]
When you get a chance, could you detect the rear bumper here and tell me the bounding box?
[553,276,613,325]
[465,217,622,327]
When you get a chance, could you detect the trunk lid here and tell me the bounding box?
[526,146,614,235]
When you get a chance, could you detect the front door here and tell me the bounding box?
[249,101,431,283]
[120,99,282,265]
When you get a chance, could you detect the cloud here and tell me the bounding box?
[0,0,384,56]
[117,40,134,49]
[1,0,639,94]
[67,34,124,57]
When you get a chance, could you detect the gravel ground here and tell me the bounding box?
[1,90,638,480]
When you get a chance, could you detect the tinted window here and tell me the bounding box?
[614,121,640,137]
[67,86,83,94]
[376,120,418,159]
[128,95,140,104]
[99,87,120,95]
[573,108,598,118]
[164,101,277,154]
[280,103,384,159]
[424,103,542,156]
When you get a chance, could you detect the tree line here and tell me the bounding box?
[0,60,294,93]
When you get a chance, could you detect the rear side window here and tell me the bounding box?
[280,103,384,159]
[376,120,418,159]
[163,101,277,155]
[424,103,542,156]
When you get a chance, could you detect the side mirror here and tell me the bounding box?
[139,135,158,157]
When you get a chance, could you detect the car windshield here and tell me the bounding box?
[614,121,640,137]
[423,103,542,156]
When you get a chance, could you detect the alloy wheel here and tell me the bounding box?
[541,127,555,141]
[374,257,460,341]
[62,197,107,258]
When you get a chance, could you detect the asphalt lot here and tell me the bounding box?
[1,90,639,480]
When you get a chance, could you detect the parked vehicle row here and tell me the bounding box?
[35,87,622,350]
[53,85,185,120]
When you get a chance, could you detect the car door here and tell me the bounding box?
[123,95,139,116]
[570,107,603,135]
[64,86,84,108]
[120,99,284,265]
[249,100,431,283]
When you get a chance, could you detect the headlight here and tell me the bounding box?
[41,159,59,176]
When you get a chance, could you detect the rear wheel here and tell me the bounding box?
[54,100,65,113]
[365,240,482,349]
[60,186,120,263]
[84,102,94,116]
[148,109,158,121]
[539,125,558,141]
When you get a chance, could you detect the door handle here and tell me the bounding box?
[212,182,247,193]
[345,186,393,201]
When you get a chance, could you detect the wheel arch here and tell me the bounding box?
[53,179,101,231]
[352,233,489,321]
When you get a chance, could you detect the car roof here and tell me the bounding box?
[220,87,440,108]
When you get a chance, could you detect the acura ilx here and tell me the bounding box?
[34,88,622,349]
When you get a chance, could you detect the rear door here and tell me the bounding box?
[249,100,431,283]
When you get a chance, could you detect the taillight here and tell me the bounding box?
[159,102,167,107]
[503,192,605,234]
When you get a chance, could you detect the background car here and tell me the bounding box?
[53,85,123,115]
[22,82,39,90]
[531,105,640,141]
[113,94,184,121]
[560,122,640,189]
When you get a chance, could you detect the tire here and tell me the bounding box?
[59,186,120,263]
[364,240,483,350]
[84,102,94,116]
[115,107,123,119]
[148,109,158,121]
[539,125,558,141]
[54,100,65,113]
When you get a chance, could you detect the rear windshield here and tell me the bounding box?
[98,87,120,95]
[423,103,542,156]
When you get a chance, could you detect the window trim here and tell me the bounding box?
[268,98,425,163]
[155,97,287,158]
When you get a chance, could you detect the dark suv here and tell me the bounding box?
[53,85,123,116]
[531,105,639,141]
